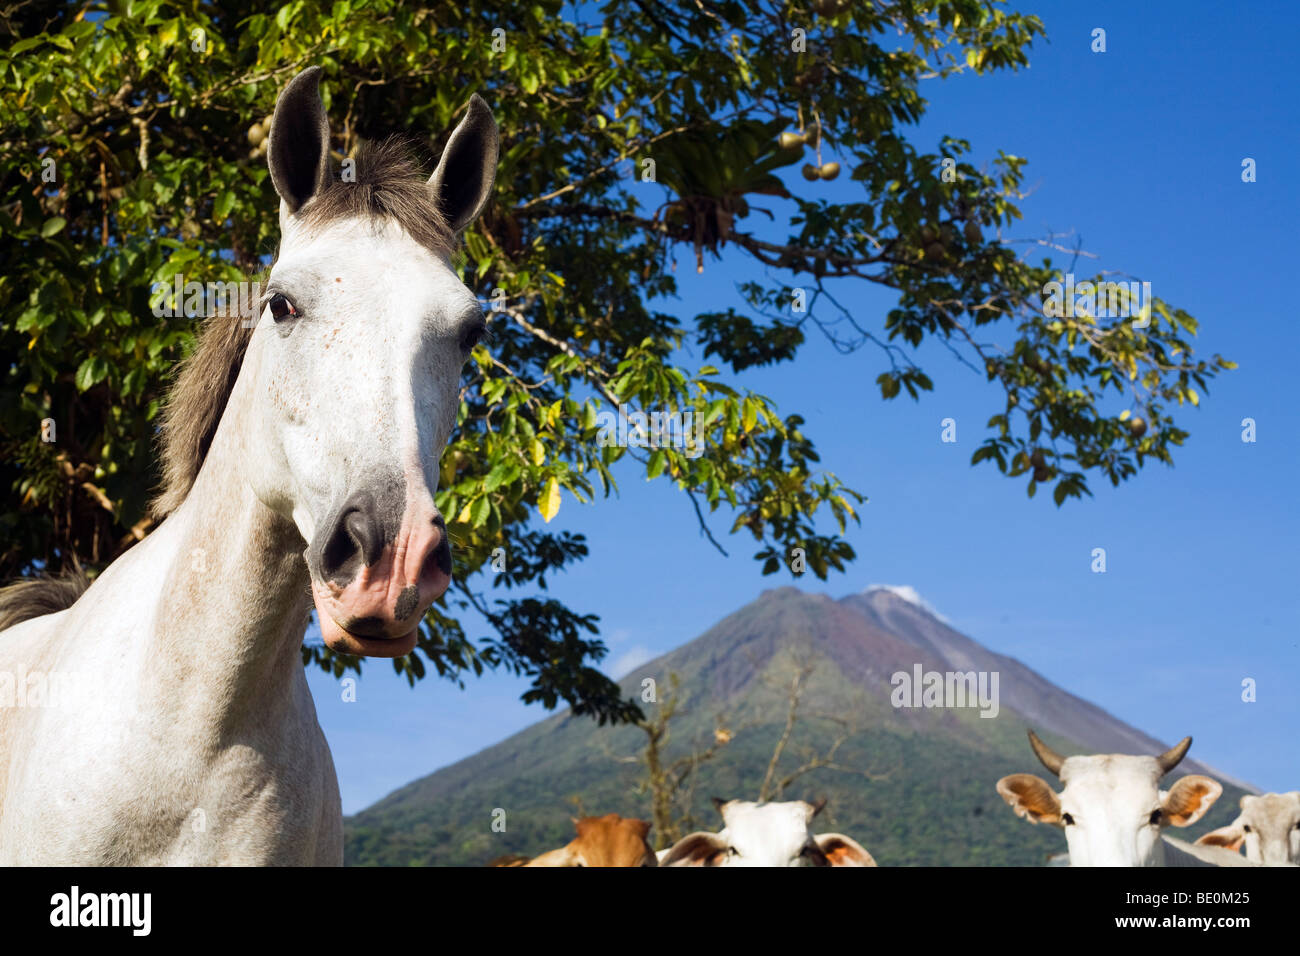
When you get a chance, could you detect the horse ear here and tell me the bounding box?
[268,66,332,216]
[428,94,498,234]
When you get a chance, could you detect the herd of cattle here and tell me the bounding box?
[493,731,1300,867]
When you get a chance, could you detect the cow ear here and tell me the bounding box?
[659,832,729,867]
[268,67,333,217]
[1162,775,1222,827]
[428,94,498,235]
[1195,823,1245,852]
[996,773,1062,826]
[814,833,877,867]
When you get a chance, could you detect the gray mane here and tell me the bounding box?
[0,568,91,632]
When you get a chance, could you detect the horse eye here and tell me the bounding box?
[1061,813,1075,826]
[1149,810,1162,825]
[460,322,486,352]
[268,293,297,322]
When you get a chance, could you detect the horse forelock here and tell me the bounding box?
[296,136,456,258]
[151,137,458,517]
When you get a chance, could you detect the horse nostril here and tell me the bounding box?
[428,514,452,577]
[320,504,383,585]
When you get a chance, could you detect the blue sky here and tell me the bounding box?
[309,0,1300,813]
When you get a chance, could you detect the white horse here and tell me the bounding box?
[0,67,497,864]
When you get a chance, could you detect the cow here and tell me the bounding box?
[996,730,1245,867]
[490,813,657,867]
[1195,791,1300,866]
[657,798,876,867]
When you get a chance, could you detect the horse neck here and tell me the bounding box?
[148,376,313,735]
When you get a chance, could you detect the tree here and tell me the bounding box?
[610,672,740,848]
[616,655,893,848]
[0,1,1233,720]
[755,651,893,802]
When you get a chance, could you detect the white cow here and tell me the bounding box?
[657,798,876,867]
[1196,792,1300,866]
[996,730,1244,867]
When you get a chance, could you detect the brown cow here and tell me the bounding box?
[490,814,658,867]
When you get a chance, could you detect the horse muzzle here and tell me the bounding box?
[307,492,451,657]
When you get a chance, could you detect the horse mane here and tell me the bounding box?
[0,568,91,632]
[151,137,456,517]
[151,306,256,517]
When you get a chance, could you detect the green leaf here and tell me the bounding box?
[647,449,666,479]
[214,191,235,221]
[470,495,491,525]
[9,36,45,55]
[74,356,109,391]
[41,217,66,237]
[484,460,512,492]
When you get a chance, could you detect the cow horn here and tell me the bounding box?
[1155,736,1192,774]
[1027,730,1066,777]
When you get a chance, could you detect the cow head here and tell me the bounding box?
[658,798,876,867]
[523,814,657,867]
[996,730,1222,867]
[1196,792,1300,866]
